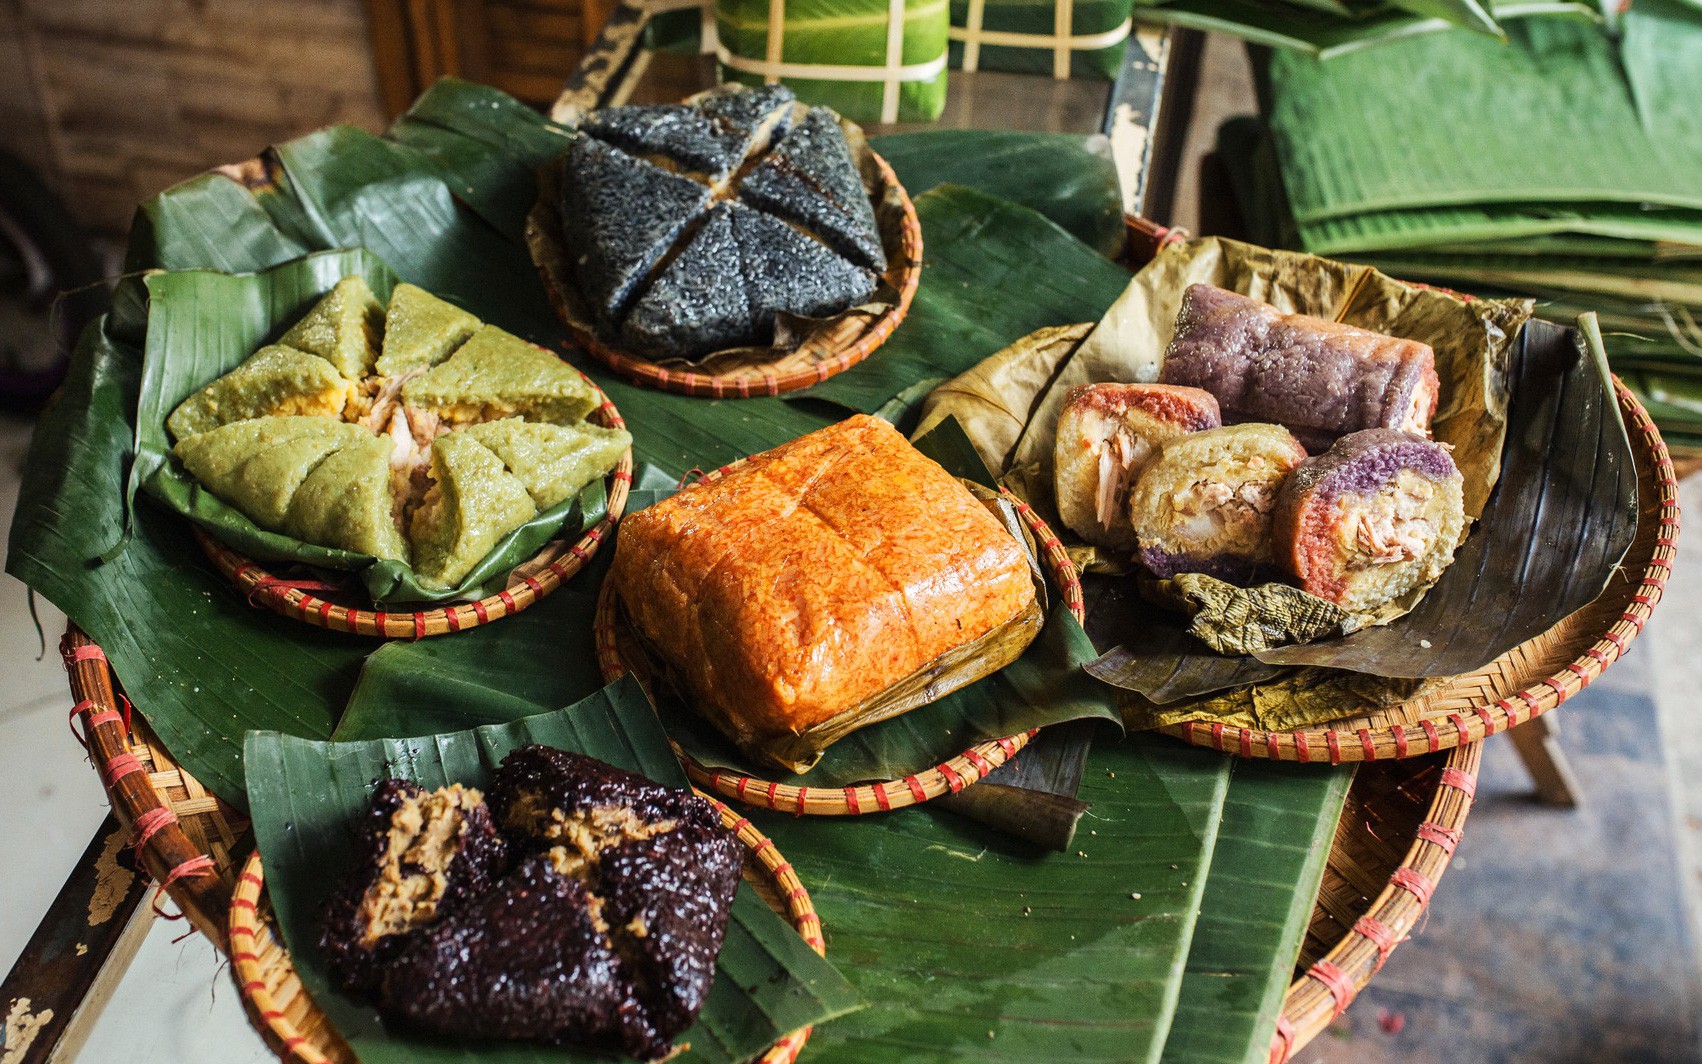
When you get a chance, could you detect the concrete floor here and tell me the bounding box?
[2,30,1699,1064]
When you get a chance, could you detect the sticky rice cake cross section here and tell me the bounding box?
[279,275,383,380]
[166,344,353,441]
[402,325,599,426]
[611,415,1037,757]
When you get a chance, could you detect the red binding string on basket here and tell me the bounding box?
[1268,1015,1297,1064]
[1390,866,1435,905]
[1416,821,1462,854]
[1439,767,1478,799]
[100,751,145,789]
[1353,915,1401,972]
[1308,959,1357,1017]
[132,806,178,852]
[248,576,338,604]
[150,854,217,919]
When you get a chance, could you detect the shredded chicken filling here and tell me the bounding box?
[1337,474,1439,565]
[1165,475,1277,547]
[1090,424,1153,531]
[356,784,483,946]
[509,793,678,879]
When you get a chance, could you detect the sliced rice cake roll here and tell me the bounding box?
[1160,284,1440,451]
[283,434,410,561]
[1053,383,1222,551]
[375,282,480,378]
[458,417,631,511]
[1274,428,1465,612]
[167,344,353,441]
[318,779,508,1002]
[1129,422,1308,584]
[558,137,713,328]
[408,431,539,589]
[737,107,886,272]
[620,204,755,359]
[729,202,876,330]
[402,325,599,426]
[173,416,371,529]
[279,275,384,380]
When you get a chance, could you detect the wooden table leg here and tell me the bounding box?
[1,816,156,1064]
[1508,714,1583,808]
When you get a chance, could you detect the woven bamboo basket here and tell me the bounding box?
[1157,378,1678,762]
[594,476,1084,815]
[226,795,824,1064]
[192,376,633,640]
[528,150,923,399]
[63,624,1479,1062]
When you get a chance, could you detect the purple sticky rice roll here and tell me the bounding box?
[1128,422,1308,585]
[1274,428,1465,613]
[1159,285,1441,451]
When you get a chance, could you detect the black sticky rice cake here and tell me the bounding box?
[1273,428,1466,612]
[554,87,887,361]
[1128,422,1309,584]
[318,780,509,1001]
[738,106,888,272]
[348,748,745,1059]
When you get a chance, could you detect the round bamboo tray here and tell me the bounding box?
[529,149,923,399]
[1160,377,1679,762]
[63,623,1480,1062]
[193,377,633,640]
[595,476,1087,816]
[227,795,825,1064]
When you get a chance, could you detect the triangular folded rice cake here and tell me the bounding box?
[581,84,794,186]
[167,345,353,442]
[731,202,876,330]
[409,431,538,589]
[279,276,383,380]
[737,107,886,272]
[620,204,754,360]
[284,434,410,562]
[375,282,480,378]
[173,416,371,529]
[459,416,631,511]
[401,325,598,426]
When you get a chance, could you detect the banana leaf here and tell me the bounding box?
[1265,16,1702,225]
[869,131,1127,258]
[716,0,950,123]
[751,732,1233,1063]
[1161,760,1354,1064]
[1296,202,1702,259]
[1134,0,1591,57]
[133,252,607,605]
[244,677,865,1064]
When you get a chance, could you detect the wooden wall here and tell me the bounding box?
[0,0,388,235]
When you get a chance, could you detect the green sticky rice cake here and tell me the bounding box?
[459,417,631,510]
[410,432,539,589]
[173,416,372,528]
[279,276,383,379]
[284,435,410,562]
[168,346,354,442]
[401,325,598,425]
[376,283,481,377]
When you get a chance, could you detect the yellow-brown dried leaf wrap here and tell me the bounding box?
[611,415,1039,771]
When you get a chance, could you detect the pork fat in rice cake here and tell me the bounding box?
[609,415,1040,773]
[1274,428,1465,613]
[1160,284,1439,451]
[1128,422,1307,585]
[1053,383,1222,551]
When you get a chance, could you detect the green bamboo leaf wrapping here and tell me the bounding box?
[753,733,1233,1063]
[245,677,865,1064]
[1162,760,1355,1064]
[946,0,1132,79]
[716,0,950,122]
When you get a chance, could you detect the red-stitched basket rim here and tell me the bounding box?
[196,369,632,639]
[533,151,922,398]
[597,456,1086,815]
[1160,376,1677,762]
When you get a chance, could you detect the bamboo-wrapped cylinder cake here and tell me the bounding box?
[611,415,1041,773]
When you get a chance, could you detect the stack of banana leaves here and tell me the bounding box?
[1218,0,1702,455]
[9,78,1360,1064]
[1132,0,1607,56]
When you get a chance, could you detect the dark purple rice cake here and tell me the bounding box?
[319,747,745,1060]
[318,779,509,1000]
